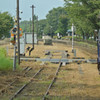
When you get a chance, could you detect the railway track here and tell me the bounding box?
[0,40,98,100]
[0,66,43,100]
[6,62,62,100]
[43,62,62,100]
[0,66,32,95]
[10,67,44,100]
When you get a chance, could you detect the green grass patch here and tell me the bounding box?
[45,96,69,100]
[75,41,97,49]
[0,48,13,70]
[14,97,42,100]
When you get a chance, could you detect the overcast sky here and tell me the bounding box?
[0,0,64,21]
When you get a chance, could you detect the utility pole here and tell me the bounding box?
[30,18,31,32]
[30,5,35,49]
[17,0,20,65]
[37,16,38,38]
[25,22,27,32]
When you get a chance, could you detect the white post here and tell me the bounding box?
[13,45,16,71]
[72,23,74,52]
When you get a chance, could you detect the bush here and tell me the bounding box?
[53,36,58,39]
[0,48,13,70]
[74,36,83,40]
[61,36,66,40]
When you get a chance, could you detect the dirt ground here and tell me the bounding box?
[0,41,100,100]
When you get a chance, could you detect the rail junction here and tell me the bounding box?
[0,41,100,100]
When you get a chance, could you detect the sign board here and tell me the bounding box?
[24,32,38,44]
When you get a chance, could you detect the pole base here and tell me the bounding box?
[97,63,100,75]
[72,49,74,53]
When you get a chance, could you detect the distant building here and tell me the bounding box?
[42,35,51,39]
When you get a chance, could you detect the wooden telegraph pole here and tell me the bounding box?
[17,0,20,65]
[37,16,38,39]
[30,5,35,49]
[30,18,31,32]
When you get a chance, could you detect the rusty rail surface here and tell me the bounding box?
[10,67,44,100]
[43,62,62,100]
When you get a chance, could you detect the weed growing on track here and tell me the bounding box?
[46,96,69,100]
[14,97,42,100]
[0,48,13,70]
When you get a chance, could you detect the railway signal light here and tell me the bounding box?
[10,27,17,45]
[10,27,23,45]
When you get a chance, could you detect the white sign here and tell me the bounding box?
[24,33,38,44]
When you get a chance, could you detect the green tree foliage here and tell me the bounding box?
[64,0,100,40]
[20,17,47,39]
[20,15,38,33]
[38,19,47,38]
[0,12,14,38]
[20,7,68,38]
[0,48,13,70]
[56,15,68,36]
[20,20,30,32]
[45,7,68,36]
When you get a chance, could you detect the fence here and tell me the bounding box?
[52,39,97,54]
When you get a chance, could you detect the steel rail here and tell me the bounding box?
[10,67,44,100]
[24,67,32,75]
[0,66,31,95]
[22,66,29,71]
[43,62,62,100]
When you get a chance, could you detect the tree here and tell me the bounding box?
[20,15,38,33]
[38,19,47,38]
[45,7,68,37]
[20,7,69,38]
[64,0,100,40]
[0,12,14,38]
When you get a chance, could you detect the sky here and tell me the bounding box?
[0,0,64,21]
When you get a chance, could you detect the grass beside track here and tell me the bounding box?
[0,48,13,70]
